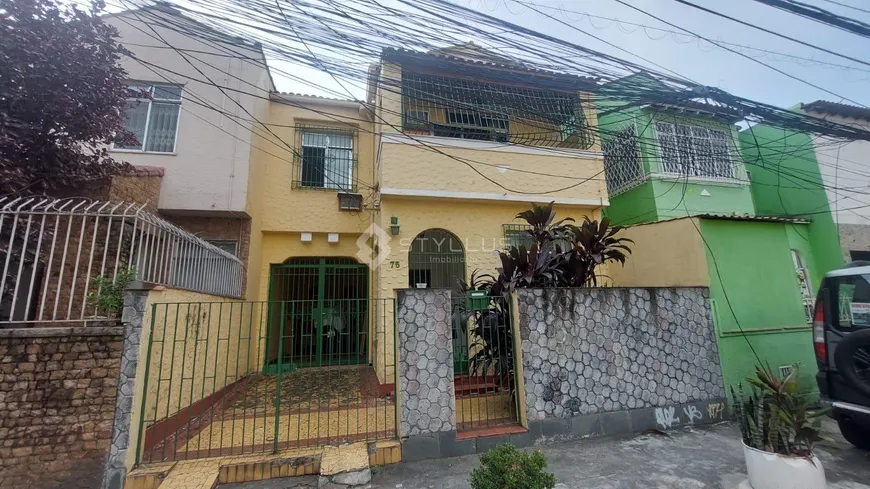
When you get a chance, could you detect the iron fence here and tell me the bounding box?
[137,299,397,463]
[0,197,243,326]
[454,294,522,431]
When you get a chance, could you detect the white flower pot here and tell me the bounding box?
[742,442,826,489]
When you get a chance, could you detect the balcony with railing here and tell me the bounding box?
[377,62,606,204]
[0,197,243,327]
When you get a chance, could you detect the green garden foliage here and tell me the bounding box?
[87,268,137,318]
[731,364,827,456]
[469,444,557,489]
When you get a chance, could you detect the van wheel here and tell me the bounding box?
[838,418,870,450]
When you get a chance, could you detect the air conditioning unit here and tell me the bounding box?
[338,193,363,211]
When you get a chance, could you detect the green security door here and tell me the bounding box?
[267,257,369,369]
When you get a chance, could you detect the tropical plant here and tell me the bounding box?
[87,268,137,319]
[562,217,633,287]
[488,203,632,293]
[514,201,574,250]
[469,444,556,489]
[731,364,827,457]
[455,203,632,380]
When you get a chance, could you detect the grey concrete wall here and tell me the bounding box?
[396,289,456,438]
[517,288,725,424]
[839,223,870,262]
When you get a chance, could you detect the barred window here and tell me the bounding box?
[655,121,734,179]
[503,225,535,250]
[401,72,593,149]
[294,125,356,190]
[602,124,643,197]
[116,83,182,153]
[502,224,570,251]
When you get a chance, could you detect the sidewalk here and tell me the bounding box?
[221,421,870,489]
[374,420,870,489]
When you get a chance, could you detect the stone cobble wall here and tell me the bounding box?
[397,289,456,437]
[0,327,123,489]
[518,288,725,422]
[101,288,149,489]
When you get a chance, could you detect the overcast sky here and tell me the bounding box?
[276,0,870,110]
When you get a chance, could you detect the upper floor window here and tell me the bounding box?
[602,124,643,197]
[401,72,593,149]
[654,121,734,179]
[116,83,182,153]
[503,224,570,251]
[431,110,509,142]
[207,240,239,257]
[294,125,356,191]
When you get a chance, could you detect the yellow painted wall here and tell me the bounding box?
[250,98,376,236]
[378,142,607,202]
[370,197,602,382]
[257,232,369,301]
[375,198,599,296]
[127,287,259,469]
[606,218,711,287]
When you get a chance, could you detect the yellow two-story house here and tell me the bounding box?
[247,44,608,385]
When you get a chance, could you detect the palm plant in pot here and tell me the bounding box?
[731,364,828,489]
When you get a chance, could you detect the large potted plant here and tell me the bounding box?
[731,364,827,489]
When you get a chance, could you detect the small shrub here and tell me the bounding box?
[731,363,827,456]
[87,268,137,318]
[469,444,556,489]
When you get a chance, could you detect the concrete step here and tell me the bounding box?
[318,443,371,489]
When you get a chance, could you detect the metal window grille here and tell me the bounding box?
[655,121,736,179]
[293,124,358,191]
[207,240,239,257]
[401,72,594,149]
[602,124,644,197]
[116,83,182,153]
[0,197,243,326]
[405,110,430,130]
[502,224,570,251]
[791,249,814,323]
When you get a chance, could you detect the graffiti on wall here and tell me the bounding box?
[683,405,703,424]
[707,402,725,420]
[654,406,680,429]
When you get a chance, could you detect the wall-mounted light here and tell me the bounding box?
[328,233,339,243]
[300,232,312,243]
[390,216,400,236]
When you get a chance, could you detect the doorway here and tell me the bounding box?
[267,257,369,369]
[407,229,468,372]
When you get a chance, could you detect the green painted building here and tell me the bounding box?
[598,74,843,393]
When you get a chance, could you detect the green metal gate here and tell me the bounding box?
[136,298,397,463]
[266,258,369,371]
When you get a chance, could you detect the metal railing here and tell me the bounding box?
[0,197,243,326]
[454,294,521,431]
[138,299,397,463]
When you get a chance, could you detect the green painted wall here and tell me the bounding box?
[598,75,756,225]
[739,124,844,287]
[649,179,755,221]
[605,182,659,225]
[700,219,818,393]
